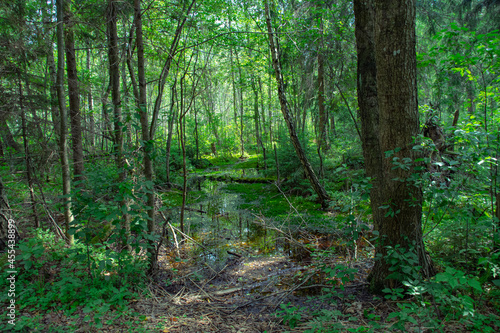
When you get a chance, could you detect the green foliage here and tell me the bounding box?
[70,161,152,250]
[276,302,304,329]
[0,230,147,331]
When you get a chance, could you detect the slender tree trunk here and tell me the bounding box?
[166,83,177,185]
[47,42,60,139]
[149,0,196,140]
[19,74,39,228]
[194,101,200,160]
[64,0,84,183]
[264,0,330,209]
[108,0,130,250]
[179,76,187,234]
[101,79,112,151]
[229,21,238,129]
[134,0,156,272]
[317,9,329,152]
[56,0,74,245]
[258,77,267,168]
[87,47,95,149]
[236,53,245,157]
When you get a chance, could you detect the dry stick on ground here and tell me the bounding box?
[187,277,220,302]
[274,272,315,310]
[203,263,229,286]
[159,210,211,253]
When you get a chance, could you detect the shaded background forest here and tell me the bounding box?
[0,0,499,331]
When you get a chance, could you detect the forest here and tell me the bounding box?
[0,0,499,331]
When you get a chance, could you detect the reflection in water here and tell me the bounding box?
[165,171,309,272]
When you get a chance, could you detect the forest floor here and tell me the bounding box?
[133,242,379,332]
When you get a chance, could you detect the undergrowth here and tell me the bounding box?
[0,229,148,331]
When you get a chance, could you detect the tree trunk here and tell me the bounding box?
[317,8,329,152]
[252,77,265,164]
[354,0,384,238]
[87,47,95,149]
[108,0,130,250]
[179,76,187,234]
[47,42,60,139]
[264,0,330,209]
[56,0,74,245]
[19,74,40,228]
[361,0,435,292]
[134,0,156,272]
[64,0,84,183]
[149,0,196,140]
[166,83,177,185]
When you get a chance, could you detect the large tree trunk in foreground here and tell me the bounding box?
[264,0,330,209]
[356,0,435,292]
[354,0,384,255]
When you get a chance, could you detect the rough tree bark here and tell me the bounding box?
[56,0,74,245]
[134,0,156,271]
[355,0,435,292]
[317,7,329,153]
[107,0,130,250]
[264,0,330,209]
[63,0,84,183]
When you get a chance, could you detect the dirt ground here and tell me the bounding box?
[132,245,377,333]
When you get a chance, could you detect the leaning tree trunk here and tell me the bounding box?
[264,0,330,209]
[363,0,435,292]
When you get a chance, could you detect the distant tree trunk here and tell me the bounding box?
[149,0,196,140]
[236,53,245,158]
[258,77,268,166]
[64,0,84,183]
[134,0,156,272]
[166,83,177,185]
[101,79,112,151]
[317,8,329,153]
[356,0,435,292]
[87,47,95,149]
[229,20,238,129]
[19,73,40,228]
[264,0,330,209]
[108,0,130,250]
[252,77,266,165]
[194,101,200,160]
[179,76,187,234]
[56,0,74,245]
[47,43,60,139]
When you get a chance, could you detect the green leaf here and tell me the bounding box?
[467,279,483,292]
